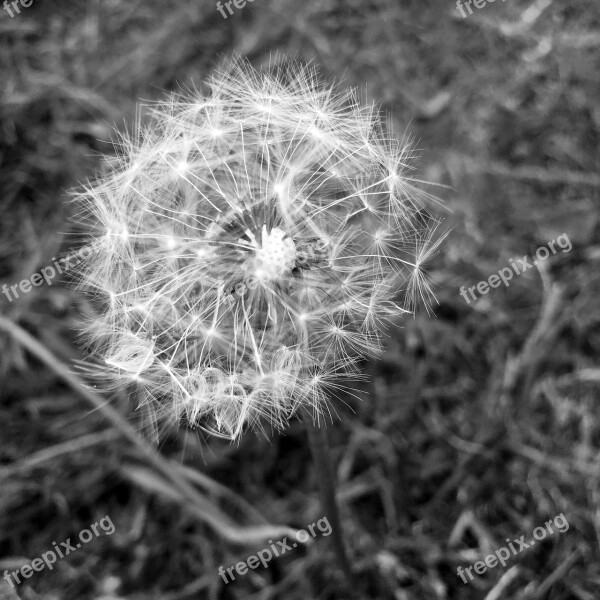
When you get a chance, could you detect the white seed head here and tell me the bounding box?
[73,57,440,440]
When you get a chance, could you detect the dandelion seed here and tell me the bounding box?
[73,57,440,440]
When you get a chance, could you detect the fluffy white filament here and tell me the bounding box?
[74,57,439,440]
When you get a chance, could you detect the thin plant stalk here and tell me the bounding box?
[303,409,358,593]
[0,315,299,546]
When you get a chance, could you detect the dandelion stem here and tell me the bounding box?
[303,410,358,593]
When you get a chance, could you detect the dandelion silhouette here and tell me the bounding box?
[75,57,439,441]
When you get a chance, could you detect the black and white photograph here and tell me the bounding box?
[0,1,599,598]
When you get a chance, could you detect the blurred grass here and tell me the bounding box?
[1,0,600,599]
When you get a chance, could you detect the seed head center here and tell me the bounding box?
[245,225,297,280]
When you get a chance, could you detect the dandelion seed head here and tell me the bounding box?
[73,57,440,440]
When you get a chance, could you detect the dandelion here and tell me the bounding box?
[73,56,441,587]
[74,57,439,441]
